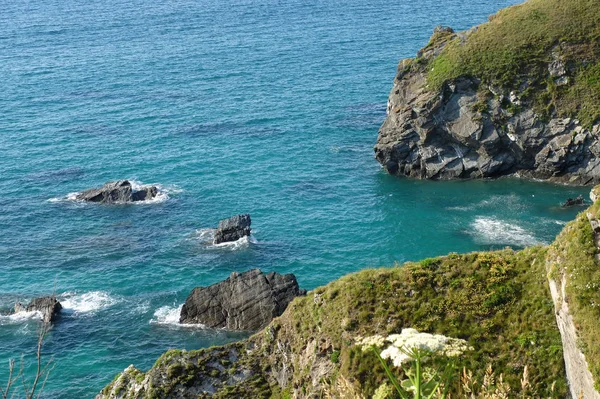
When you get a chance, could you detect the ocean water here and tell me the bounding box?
[0,0,590,397]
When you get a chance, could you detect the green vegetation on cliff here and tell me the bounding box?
[98,194,600,398]
[426,0,600,126]
[548,198,600,387]
[100,243,586,398]
[284,248,565,397]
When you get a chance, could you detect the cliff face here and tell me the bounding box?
[97,189,600,398]
[375,0,600,184]
[545,192,600,398]
[97,213,600,398]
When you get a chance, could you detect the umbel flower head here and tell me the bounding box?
[358,328,472,367]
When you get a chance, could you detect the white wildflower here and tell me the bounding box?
[381,345,411,367]
[380,328,472,366]
[356,334,386,350]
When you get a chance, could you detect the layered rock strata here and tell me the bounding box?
[375,29,600,185]
[76,180,157,203]
[213,214,251,244]
[14,296,62,323]
[179,268,306,330]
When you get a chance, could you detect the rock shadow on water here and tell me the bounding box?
[173,121,283,139]
[25,167,85,184]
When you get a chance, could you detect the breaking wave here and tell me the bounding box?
[149,304,182,325]
[60,291,118,314]
[193,229,257,250]
[470,217,543,247]
[0,310,42,325]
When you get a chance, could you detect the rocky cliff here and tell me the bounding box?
[375,0,600,184]
[180,269,306,330]
[97,191,600,398]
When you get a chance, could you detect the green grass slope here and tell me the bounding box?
[547,197,600,388]
[101,246,578,398]
[426,0,600,126]
[282,248,566,397]
[99,189,600,398]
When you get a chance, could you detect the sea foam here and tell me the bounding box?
[60,291,118,314]
[194,229,257,250]
[149,304,182,325]
[470,217,543,247]
[0,310,42,325]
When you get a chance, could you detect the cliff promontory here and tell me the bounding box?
[97,188,600,398]
[375,0,600,184]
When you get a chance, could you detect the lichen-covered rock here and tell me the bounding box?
[213,214,251,244]
[179,268,306,330]
[374,28,600,185]
[76,180,158,203]
[14,296,62,323]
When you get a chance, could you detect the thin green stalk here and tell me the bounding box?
[372,347,410,399]
[415,357,422,399]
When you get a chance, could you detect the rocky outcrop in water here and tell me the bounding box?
[76,180,157,203]
[14,296,62,323]
[213,214,251,244]
[561,195,585,207]
[180,268,306,330]
[374,29,600,185]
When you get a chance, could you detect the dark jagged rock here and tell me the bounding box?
[76,180,157,203]
[180,268,306,330]
[213,214,251,244]
[14,296,62,323]
[131,186,158,202]
[562,195,585,207]
[374,29,600,186]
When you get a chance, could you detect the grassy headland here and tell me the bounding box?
[425,0,600,126]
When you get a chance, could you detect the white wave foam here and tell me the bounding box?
[133,300,150,315]
[0,310,42,324]
[149,304,182,325]
[129,180,180,204]
[193,229,256,250]
[470,217,543,247]
[213,235,257,250]
[60,291,117,314]
[149,304,206,328]
[447,195,525,212]
[194,228,216,243]
[47,191,80,203]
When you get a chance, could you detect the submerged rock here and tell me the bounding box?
[14,296,62,323]
[76,180,157,203]
[180,268,306,330]
[213,214,252,244]
[562,195,585,207]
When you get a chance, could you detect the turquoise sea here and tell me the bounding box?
[0,0,590,397]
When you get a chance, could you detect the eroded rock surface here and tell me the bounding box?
[76,180,157,203]
[180,268,306,330]
[213,214,251,244]
[562,195,585,207]
[375,29,600,185]
[14,296,62,323]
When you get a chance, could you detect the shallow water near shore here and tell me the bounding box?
[0,0,590,397]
